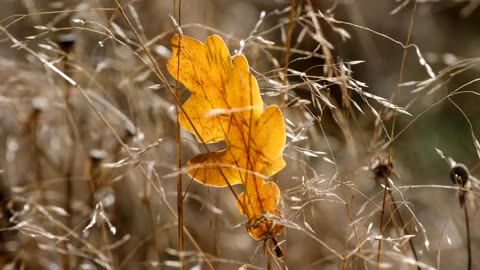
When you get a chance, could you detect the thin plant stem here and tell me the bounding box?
[100,220,115,268]
[378,2,418,270]
[88,158,115,269]
[281,0,296,109]
[376,178,389,270]
[174,0,185,268]
[137,160,163,264]
[59,35,76,270]
[388,189,421,267]
[109,2,218,268]
[464,203,472,270]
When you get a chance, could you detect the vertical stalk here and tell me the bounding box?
[58,33,76,270]
[388,189,420,268]
[281,0,296,109]
[88,151,115,268]
[26,106,45,204]
[464,204,472,270]
[377,2,418,269]
[141,162,163,263]
[174,1,185,268]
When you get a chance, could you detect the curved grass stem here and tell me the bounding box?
[379,2,418,270]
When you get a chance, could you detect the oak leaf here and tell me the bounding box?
[167,34,286,241]
[167,34,263,143]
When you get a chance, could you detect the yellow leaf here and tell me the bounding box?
[245,212,284,241]
[237,180,280,218]
[167,34,286,242]
[186,105,286,187]
[237,180,284,240]
[167,34,263,143]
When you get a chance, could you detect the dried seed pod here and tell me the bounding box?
[56,33,76,54]
[450,163,470,208]
[88,149,107,184]
[370,156,393,184]
[450,163,469,187]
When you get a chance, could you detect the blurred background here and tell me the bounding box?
[0,0,480,269]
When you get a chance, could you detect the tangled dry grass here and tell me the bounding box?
[0,1,479,269]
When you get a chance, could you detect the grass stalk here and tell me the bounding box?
[58,34,76,270]
[281,0,296,109]
[378,2,418,269]
[464,203,472,270]
[173,0,185,268]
